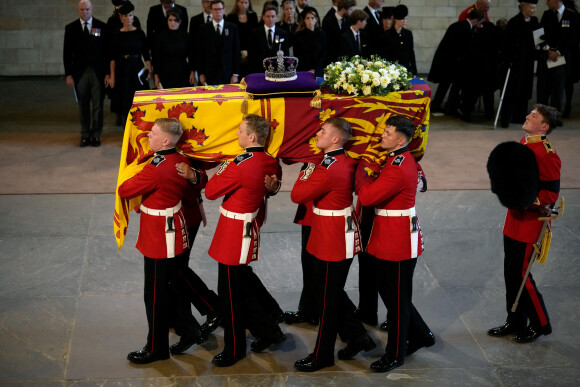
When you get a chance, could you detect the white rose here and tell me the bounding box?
[372,78,380,87]
[361,73,370,84]
[363,86,372,96]
[346,84,355,94]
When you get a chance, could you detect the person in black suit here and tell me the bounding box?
[197,0,241,85]
[189,0,214,74]
[278,0,299,35]
[226,0,259,77]
[153,9,195,88]
[363,0,383,55]
[147,0,189,50]
[296,0,319,23]
[293,7,327,77]
[499,1,541,128]
[537,0,580,113]
[64,0,110,147]
[339,9,370,59]
[427,10,484,114]
[322,0,356,65]
[248,5,290,74]
[381,4,417,75]
[107,0,142,32]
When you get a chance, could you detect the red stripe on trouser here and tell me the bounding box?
[152,260,158,353]
[522,243,548,326]
[179,269,215,312]
[395,261,401,359]
[315,262,329,358]
[227,266,236,356]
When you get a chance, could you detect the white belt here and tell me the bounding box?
[313,206,356,259]
[374,206,419,258]
[375,207,415,217]
[140,201,182,258]
[219,206,259,264]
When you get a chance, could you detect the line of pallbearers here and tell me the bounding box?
[118,114,434,373]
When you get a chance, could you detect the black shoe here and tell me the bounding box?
[487,322,523,337]
[80,137,90,147]
[354,308,378,326]
[515,324,552,343]
[379,319,388,331]
[406,331,436,356]
[250,330,286,353]
[283,311,318,325]
[91,137,101,147]
[338,334,376,360]
[271,309,286,324]
[169,333,208,355]
[200,313,221,335]
[127,348,169,364]
[294,354,334,372]
[211,351,245,367]
[370,355,403,373]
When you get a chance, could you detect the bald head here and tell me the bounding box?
[78,0,93,22]
[476,0,491,13]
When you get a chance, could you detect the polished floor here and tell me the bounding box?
[0,77,579,386]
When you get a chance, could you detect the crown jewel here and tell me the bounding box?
[263,51,298,82]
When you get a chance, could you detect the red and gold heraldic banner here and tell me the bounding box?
[115,82,431,250]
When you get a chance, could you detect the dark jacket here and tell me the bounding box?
[63,17,110,82]
[196,21,241,84]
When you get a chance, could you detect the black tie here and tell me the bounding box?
[216,24,220,37]
[84,22,89,35]
[356,32,360,52]
[268,29,273,48]
[206,15,211,23]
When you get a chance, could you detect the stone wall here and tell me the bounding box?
[0,0,549,76]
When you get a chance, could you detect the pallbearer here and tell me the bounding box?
[292,117,375,372]
[356,115,434,373]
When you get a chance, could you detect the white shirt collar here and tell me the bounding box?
[212,19,224,29]
[80,17,93,27]
[557,3,565,15]
[264,24,276,34]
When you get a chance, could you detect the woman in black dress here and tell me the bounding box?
[107,2,152,125]
[277,0,298,35]
[226,0,259,77]
[500,1,540,127]
[107,0,142,31]
[380,5,417,76]
[293,7,326,77]
[153,9,194,89]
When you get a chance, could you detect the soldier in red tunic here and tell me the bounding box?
[205,114,285,367]
[357,115,434,373]
[488,104,562,343]
[291,117,374,372]
[458,0,490,22]
[118,118,205,364]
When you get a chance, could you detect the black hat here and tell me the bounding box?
[381,6,394,19]
[118,1,135,14]
[518,0,538,4]
[393,4,408,20]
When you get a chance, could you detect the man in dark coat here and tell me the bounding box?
[381,4,417,75]
[428,9,484,114]
[147,0,188,50]
[537,0,580,112]
[500,0,540,127]
[189,0,214,73]
[339,9,370,59]
[63,0,110,147]
[363,0,384,55]
[322,0,356,65]
[197,0,241,85]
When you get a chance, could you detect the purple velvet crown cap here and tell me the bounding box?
[263,51,299,82]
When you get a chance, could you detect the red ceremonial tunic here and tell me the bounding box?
[503,135,561,243]
[357,146,424,261]
[291,149,362,261]
[205,146,282,265]
[118,148,190,258]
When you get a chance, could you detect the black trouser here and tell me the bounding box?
[503,235,550,330]
[177,225,219,317]
[312,258,367,362]
[75,67,104,139]
[143,254,194,356]
[375,258,430,362]
[217,263,281,358]
[297,225,317,320]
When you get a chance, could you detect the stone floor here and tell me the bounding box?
[0,77,579,386]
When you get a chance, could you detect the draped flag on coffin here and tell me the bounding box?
[115,81,431,250]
